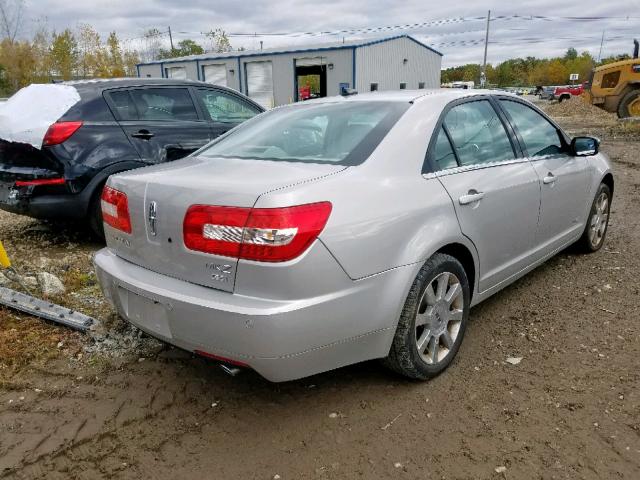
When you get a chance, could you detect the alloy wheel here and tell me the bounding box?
[415,272,464,365]
[589,191,609,248]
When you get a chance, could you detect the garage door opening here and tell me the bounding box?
[295,63,327,101]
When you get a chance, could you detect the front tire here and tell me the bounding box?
[617,89,640,118]
[384,253,470,380]
[576,183,611,253]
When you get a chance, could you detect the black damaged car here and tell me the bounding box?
[0,78,263,237]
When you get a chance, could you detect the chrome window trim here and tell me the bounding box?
[425,157,530,179]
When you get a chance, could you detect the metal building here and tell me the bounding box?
[136,35,442,108]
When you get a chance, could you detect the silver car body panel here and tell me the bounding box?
[436,159,540,292]
[96,89,613,381]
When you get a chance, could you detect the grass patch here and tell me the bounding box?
[0,307,83,381]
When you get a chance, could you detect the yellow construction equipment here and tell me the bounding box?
[0,240,10,268]
[584,39,640,118]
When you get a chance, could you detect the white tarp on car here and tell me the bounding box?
[0,84,81,149]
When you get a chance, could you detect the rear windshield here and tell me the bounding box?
[198,101,409,165]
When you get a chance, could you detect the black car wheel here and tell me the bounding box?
[87,183,106,240]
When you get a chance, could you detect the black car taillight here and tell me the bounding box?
[42,121,83,146]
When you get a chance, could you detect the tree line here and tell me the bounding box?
[442,47,633,87]
[0,0,634,96]
[0,0,238,96]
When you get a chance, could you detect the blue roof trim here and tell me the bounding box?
[135,34,442,67]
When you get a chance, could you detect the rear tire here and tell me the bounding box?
[617,89,640,118]
[87,183,106,240]
[576,183,611,253]
[384,253,470,380]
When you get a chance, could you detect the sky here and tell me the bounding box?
[19,0,640,67]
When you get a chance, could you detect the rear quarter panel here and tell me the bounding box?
[57,92,142,193]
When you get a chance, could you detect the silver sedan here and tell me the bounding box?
[95,90,613,382]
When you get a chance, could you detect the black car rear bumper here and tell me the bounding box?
[0,191,89,219]
[0,178,90,220]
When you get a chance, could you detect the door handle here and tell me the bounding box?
[131,129,154,140]
[459,190,485,205]
[543,173,557,185]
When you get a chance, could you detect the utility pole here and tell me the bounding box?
[481,10,491,88]
[597,30,605,62]
[168,26,175,52]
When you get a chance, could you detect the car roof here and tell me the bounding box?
[301,88,516,105]
[62,77,207,89]
[60,77,264,110]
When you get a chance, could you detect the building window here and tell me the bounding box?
[399,82,407,90]
[370,83,378,92]
[418,82,425,89]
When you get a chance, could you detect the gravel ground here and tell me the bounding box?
[0,97,638,479]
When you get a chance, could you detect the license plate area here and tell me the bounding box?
[118,287,172,339]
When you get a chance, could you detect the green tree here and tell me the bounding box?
[49,29,78,80]
[176,39,203,56]
[158,38,204,59]
[107,32,125,77]
[564,47,578,61]
[77,23,104,78]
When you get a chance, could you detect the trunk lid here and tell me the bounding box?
[105,156,346,292]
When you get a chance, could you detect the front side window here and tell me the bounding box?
[196,89,260,124]
[129,88,198,121]
[444,100,514,166]
[500,100,565,157]
[199,101,408,165]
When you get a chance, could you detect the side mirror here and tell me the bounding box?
[571,136,599,157]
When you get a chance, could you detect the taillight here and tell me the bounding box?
[14,178,66,187]
[42,121,83,146]
[184,202,332,262]
[101,185,131,234]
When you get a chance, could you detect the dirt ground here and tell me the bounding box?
[0,97,638,479]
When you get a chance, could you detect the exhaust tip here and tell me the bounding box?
[219,363,242,377]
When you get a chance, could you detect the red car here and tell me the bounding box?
[552,84,584,102]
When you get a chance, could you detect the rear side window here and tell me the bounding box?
[108,90,138,120]
[500,100,565,157]
[130,88,199,121]
[444,100,514,166]
[432,129,457,170]
[195,89,260,124]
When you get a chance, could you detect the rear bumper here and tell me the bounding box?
[0,188,88,219]
[94,248,416,382]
